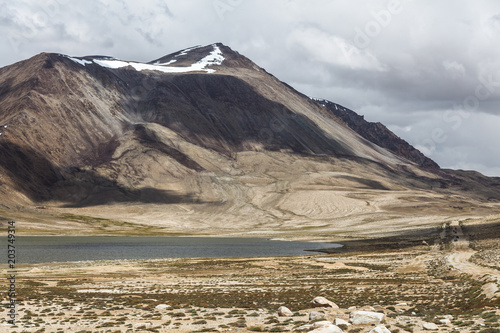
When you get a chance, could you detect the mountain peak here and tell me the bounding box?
[52,43,255,75]
[147,43,226,73]
[148,43,256,72]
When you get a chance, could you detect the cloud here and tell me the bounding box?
[1,0,500,176]
[442,60,466,79]
[285,26,386,71]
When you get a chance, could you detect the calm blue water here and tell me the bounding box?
[2,236,342,263]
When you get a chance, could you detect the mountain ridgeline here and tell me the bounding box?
[0,43,499,236]
[314,99,439,169]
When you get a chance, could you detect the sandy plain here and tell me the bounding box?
[1,217,499,333]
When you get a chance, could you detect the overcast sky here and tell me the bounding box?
[1,0,500,176]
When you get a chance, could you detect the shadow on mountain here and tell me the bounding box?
[109,70,356,157]
[0,141,205,206]
[0,141,60,201]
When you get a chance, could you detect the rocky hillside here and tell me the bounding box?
[0,43,499,236]
[315,99,439,169]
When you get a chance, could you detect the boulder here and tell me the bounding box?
[312,296,339,309]
[334,318,350,326]
[349,311,384,325]
[312,321,334,329]
[369,325,391,333]
[423,322,439,330]
[309,322,344,333]
[155,304,170,310]
[296,324,313,331]
[278,306,293,317]
[310,311,325,321]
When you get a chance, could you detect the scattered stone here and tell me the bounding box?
[396,302,408,306]
[310,322,344,333]
[349,310,384,325]
[155,304,170,310]
[312,296,339,309]
[369,325,391,333]
[348,306,357,311]
[134,322,152,326]
[313,321,334,328]
[296,324,313,331]
[310,311,325,321]
[278,306,293,317]
[334,318,350,326]
[423,322,439,330]
[439,318,451,324]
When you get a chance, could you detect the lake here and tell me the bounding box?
[3,236,342,263]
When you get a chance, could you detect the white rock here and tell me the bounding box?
[313,321,334,328]
[348,306,357,311]
[334,318,350,326]
[349,311,384,325]
[312,296,339,309]
[439,318,451,324]
[309,324,344,333]
[155,304,170,310]
[278,306,293,317]
[423,322,439,330]
[369,325,391,333]
[310,311,325,321]
[396,302,408,306]
[296,324,313,331]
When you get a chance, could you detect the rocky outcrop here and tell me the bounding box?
[316,99,439,169]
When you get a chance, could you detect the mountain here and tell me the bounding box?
[314,99,439,169]
[1,43,499,238]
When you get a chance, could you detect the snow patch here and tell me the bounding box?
[154,59,177,66]
[67,56,93,66]
[93,59,131,69]
[176,45,202,57]
[196,44,225,73]
[64,44,224,74]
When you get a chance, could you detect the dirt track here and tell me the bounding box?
[446,220,500,299]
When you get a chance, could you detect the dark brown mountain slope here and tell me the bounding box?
[315,99,439,169]
[0,43,499,237]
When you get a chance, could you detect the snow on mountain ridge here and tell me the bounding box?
[64,44,225,74]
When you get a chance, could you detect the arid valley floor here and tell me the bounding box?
[2,218,499,333]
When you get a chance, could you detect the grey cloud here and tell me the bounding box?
[0,0,499,176]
